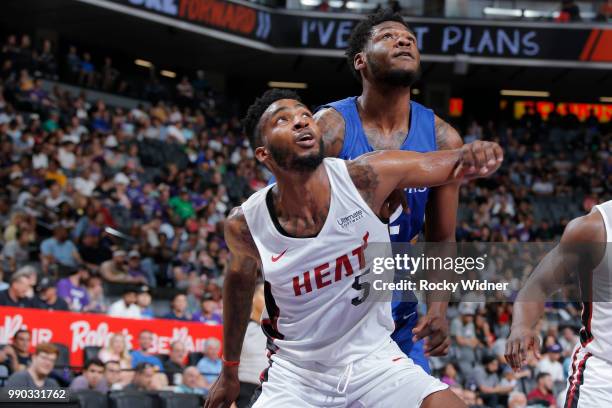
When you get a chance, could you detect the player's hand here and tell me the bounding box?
[204,367,240,408]
[505,326,541,372]
[380,189,410,221]
[412,311,450,356]
[454,141,503,179]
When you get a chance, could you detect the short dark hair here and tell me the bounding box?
[13,329,30,340]
[134,362,154,374]
[242,89,301,149]
[536,372,551,382]
[84,358,105,370]
[345,8,411,81]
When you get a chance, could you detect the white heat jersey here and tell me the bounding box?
[241,158,394,366]
[580,200,612,362]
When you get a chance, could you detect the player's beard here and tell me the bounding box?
[269,139,325,173]
[368,55,419,88]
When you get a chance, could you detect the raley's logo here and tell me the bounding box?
[292,232,369,296]
[337,209,364,229]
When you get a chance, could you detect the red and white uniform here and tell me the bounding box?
[242,158,446,408]
[562,200,612,408]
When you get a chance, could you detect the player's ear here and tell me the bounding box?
[354,52,366,74]
[254,146,269,164]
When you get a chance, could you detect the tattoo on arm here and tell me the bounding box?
[435,116,463,151]
[315,108,345,157]
[347,158,380,211]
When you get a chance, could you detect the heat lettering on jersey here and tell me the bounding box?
[292,231,369,296]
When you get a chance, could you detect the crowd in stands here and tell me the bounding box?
[0,31,610,407]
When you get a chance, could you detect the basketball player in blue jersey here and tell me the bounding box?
[314,9,461,371]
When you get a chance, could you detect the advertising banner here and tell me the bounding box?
[79,0,612,67]
[0,307,222,367]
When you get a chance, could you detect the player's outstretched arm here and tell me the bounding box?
[205,207,259,408]
[347,140,503,217]
[505,210,606,371]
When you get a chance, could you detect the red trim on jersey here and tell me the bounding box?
[579,268,594,347]
[564,351,592,408]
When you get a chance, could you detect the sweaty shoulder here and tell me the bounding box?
[314,107,345,158]
[434,115,463,150]
[561,210,606,244]
[224,206,259,260]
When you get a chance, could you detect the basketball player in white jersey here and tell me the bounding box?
[204,89,503,408]
[506,200,612,407]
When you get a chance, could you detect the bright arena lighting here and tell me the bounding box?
[134,58,153,68]
[160,70,177,78]
[500,89,551,98]
[268,81,308,89]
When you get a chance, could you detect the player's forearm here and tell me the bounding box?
[222,266,258,361]
[397,149,463,189]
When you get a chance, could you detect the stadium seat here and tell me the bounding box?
[73,390,109,408]
[84,346,102,363]
[108,391,156,408]
[53,342,71,368]
[187,352,203,366]
[157,392,203,408]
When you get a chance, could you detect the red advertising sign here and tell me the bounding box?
[0,307,222,367]
[514,100,612,122]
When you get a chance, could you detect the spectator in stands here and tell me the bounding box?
[0,343,19,377]
[450,302,478,377]
[0,272,32,307]
[537,344,565,383]
[101,57,119,91]
[34,277,69,311]
[136,286,154,318]
[527,372,557,407]
[108,287,141,319]
[40,224,82,274]
[99,333,132,370]
[65,46,80,81]
[126,250,151,286]
[558,326,578,358]
[5,343,59,389]
[508,392,528,408]
[69,358,108,392]
[101,249,140,284]
[78,52,95,87]
[164,293,191,321]
[78,228,111,270]
[196,338,221,384]
[192,292,223,325]
[103,360,123,390]
[10,330,32,371]
[56,266,89,312]
[175,366,208,395]
[84,275,108,313]
[558,0,581,21]
[441,363,460,387]
[130,330,163,371]
[1,228,30,273]
[473,354,514,407]
[124,362,155,392]
[164,340,187,385]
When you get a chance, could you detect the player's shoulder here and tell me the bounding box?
[561,210,606,244]
[434,115,463,150]
[314,107,345,157]
[224,206,256,253]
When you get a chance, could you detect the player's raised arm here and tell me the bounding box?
[347,140,503,217]
[205,207,259,408]
[505,211,605,371]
